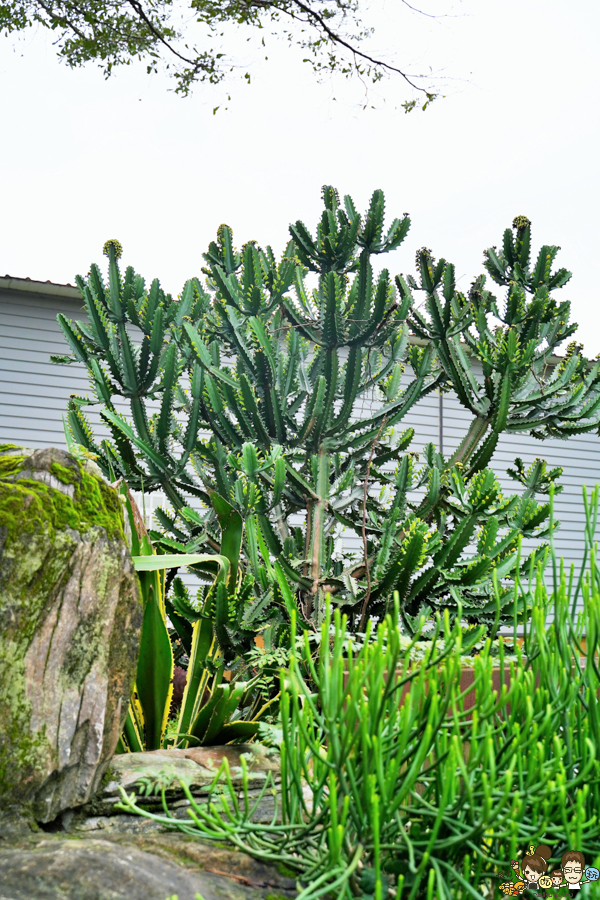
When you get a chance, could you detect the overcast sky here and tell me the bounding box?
[1,0,599,351]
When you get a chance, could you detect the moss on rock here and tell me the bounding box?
[0,447,124,544]
[0,446,142,826]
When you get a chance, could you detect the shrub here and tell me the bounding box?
[117,488,600,898]
[54,190,600,634]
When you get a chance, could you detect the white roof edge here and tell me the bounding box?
[0,276,80,301]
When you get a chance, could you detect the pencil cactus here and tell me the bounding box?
[53,188,600,634]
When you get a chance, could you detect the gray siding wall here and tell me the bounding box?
[0,291,91,448]
[2,287,599,583]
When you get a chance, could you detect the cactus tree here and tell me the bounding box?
[53,192,600,635]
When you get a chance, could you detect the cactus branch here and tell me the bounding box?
[359,417,387,631]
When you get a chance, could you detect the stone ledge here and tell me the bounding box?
[65,745,282,829]
[0,833,297,900]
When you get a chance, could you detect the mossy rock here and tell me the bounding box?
[0,446,143,828]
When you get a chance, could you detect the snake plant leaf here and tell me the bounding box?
[217,720,262,742]
[178,631,222,742]
[121,705,144,753]
[132,553,230,580]
[136,568,173,750]
[188,675,230,743]
[204,682,251,743]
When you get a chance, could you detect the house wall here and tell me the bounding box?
[1,283,599,588]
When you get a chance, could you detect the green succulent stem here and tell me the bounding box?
[54,190,600,635]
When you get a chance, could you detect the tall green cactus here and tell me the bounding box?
[53,196,600,635]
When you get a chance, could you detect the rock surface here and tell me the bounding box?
[63,745,282,832]
[0,446,143,828]
[0,834,297,900]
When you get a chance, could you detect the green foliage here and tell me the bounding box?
[118,488,600,899]
[54,188,600,635]
[0,444,124,542]
[118,484,278,752]
[0,0,434,100]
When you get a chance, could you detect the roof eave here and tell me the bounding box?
[0,276,80,301]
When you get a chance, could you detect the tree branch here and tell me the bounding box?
[25,0,442,97]
[258,0,434,93]
[125,0,199,69]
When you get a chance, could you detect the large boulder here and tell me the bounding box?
[0,834,297,899]
[0,446,143,827]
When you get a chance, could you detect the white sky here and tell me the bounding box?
[1,0,599,351]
